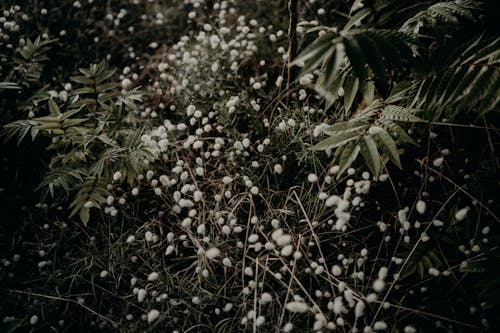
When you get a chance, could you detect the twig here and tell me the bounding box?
[7,289,118,326]
[286,0,299,107]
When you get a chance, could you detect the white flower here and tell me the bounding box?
[255,316,265,326]
[121,78,132,89]
[416,200,426,214]
[260,292,273,304]
[331,265,342,276]
[165,245,175,256]
[113,171,122,181]
[275,234,292,247]
[274,164,283,174]
[222,257,232,267]
[280,245,293,257]
[30,315,38,325]
[455,207,469,221]
[282,322,294,332]
[307,173,318,183]
[378,267,388,280]
[285,301,309,313]
[373,279,385,292]
[373,321,387,331]
[248,234,259,243]
[432,157,444,167]
[404,325,417,333]
[205,247,220,260]
[244,267,254,276]
[355,301,365,318]
[147,272,160,281]
[299,73,313,85]
[138,289,147,302]
[147,309,160,323]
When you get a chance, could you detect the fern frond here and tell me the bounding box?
[401,0,484,34]
[36,167,85,201]
[2,120,40,144]
[311,99,422,177]
[410,37,500,119]
[294,28,415,112]
[69,176,110,226]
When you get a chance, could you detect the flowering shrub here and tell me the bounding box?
[1,0,499,332]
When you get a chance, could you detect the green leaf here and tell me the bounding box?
[48,99,61,116]
[71,76,94,84]
[361,80,375,104]
[374,128,402,169]
[73,87,96,95]
[310,129,363,151]
[417,261,424,279]
[0,82,21,90]
[360,136,381,177]
[292,32,336,68]
[95,69,116,84]
[343,8,371,31]
[96,82,121,93]
[355,32,387,85]
[343,75,359,112]
[382,105,425,122]
[71,98,97,107]
[323,121,366,134]
[344,36,367,81]
[60,108,82,120]
[337,143,361,177]
[80,207,90,226]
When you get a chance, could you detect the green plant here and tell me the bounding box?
[294,0,499,176]
[3,61,152,225]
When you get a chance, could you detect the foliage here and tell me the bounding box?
[0,1,499,332]
[3,61,151,224]
[295,0,499,176]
